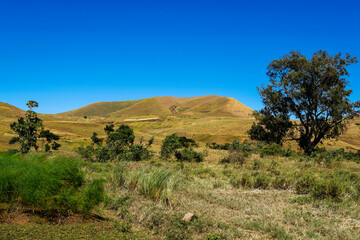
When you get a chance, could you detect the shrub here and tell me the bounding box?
[259,144,284,157]
[81,179,105,215]
[95,146,111,162]
[0,153,104,214]
[161,133,198,159]
[125,143,154,161]
[206,142,231,150]
[220,140,254,165]
[223,151,246,165]
[77,145,94,161]
[174,148,204,162]
[78,125,154,162]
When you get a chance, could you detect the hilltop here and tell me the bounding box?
[59,95,253,118]
[0,102,24,118]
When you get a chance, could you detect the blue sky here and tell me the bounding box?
[0,0,359,113]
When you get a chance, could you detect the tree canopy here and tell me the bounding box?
[248,50,359,155]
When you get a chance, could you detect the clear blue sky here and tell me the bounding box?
[1,0,359,113]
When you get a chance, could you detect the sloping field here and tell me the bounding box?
[59,95,254,118]
[1,98,360,151]
[0,102,24,118]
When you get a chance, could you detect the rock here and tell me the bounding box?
[182,213,194,222]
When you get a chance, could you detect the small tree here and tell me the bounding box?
[9,100,60,153]
[249,50,359,155]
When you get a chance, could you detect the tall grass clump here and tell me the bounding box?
[136,168,182,204]
[0,153,104,214]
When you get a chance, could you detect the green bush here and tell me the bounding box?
[78,125,154,162]
[125,143,154,162]
[259,144,284,157]
[174,148,204,162]
[81,179,105,215]
[161,133,198,159]
[206,142,231,150]
[220,140,254,165]
[0,153,104,214]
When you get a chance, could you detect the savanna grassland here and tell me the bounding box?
[1,96,360,239]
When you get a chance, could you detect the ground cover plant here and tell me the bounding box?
[0,152,104,215]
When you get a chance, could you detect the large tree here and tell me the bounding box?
[248,50,359,155]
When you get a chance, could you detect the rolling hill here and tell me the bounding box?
[0,102,25,118]
[59,95,254,118]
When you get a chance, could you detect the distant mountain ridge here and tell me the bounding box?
[59,95,253,118]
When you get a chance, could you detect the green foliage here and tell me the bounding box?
[125,143,154,162]
[161,133,198,159]
[206,142,231,150]
[136,168,181,204]
[78,124,154,162]
[259,144,283,157]
[220,140,254,165]
[250,50,359,155]
[0,153,104,214]
[80,179,105,214]
[91,132,103,145]
[106,124,135,146]
[9,101,60,153]
[174,148,204,162]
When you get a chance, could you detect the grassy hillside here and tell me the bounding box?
[0,98,359,152]
[0,102,24,118]
[59,95,254,118]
